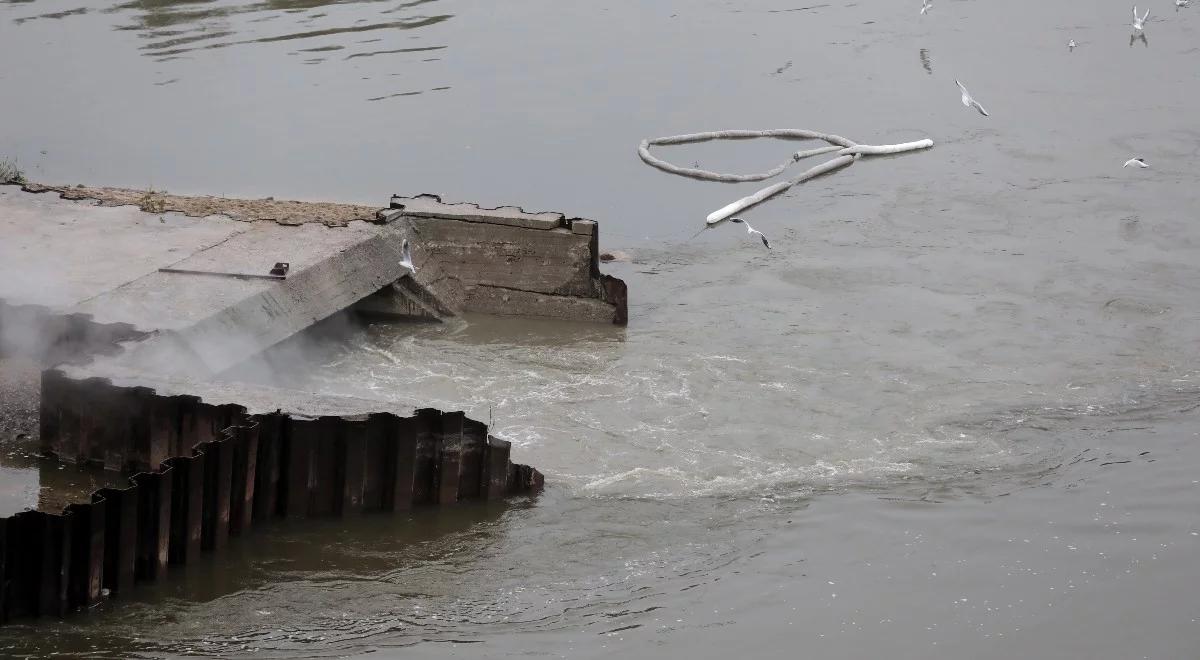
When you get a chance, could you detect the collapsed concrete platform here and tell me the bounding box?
[0,183,626,625]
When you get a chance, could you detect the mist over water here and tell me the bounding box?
[3,0,1200,657]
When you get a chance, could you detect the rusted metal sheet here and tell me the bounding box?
[93,486,137,596]
[65,499,105,610]
[230,422,259,535]
[145,390,181,469]
[311,417,340,517]
[3,373,546,627]
[340,420,368,515]
[0,517,7,624]
[164,455,204,565]
[483,436,512,500]
[253,414,283,521]
[200,439,233,552]
[38,514,72,618]
[132,469,172,581]
[391,415,418,511]
[38,371,64,462]
[283,418,316,518]
[412,409,440,505]
[362,414,390,511]
[3,512,69,619]
[5,512,38,619]
[79,377,118,469]
[438,412,466,505]
[459,418,486,500]
[127,387,157,469]
[176,397,205,457]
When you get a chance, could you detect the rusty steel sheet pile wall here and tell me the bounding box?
[0,371,543,626]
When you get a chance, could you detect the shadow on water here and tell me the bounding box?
[0,496,529,658]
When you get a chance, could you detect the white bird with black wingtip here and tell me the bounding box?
[1123,157,1149,169]
[955,80,989,116]
[728,218,771,248]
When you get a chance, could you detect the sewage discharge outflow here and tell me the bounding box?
[0,185,627,625]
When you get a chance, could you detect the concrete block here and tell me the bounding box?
[391,194,564,230]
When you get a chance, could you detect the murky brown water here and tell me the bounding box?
[3,0,1200,657]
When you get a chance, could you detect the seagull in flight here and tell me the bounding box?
[399,238,417,274]
[1068,39,1077,50]
[728,218,770,248]
[955,80,989,116]
[921,0,932,15]
[1123,157,1149,168]
[1177,0,1190,8]
[1132,5,1149,29]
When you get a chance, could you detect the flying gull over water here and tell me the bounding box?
[728,218,771,248]
[1068,39,1077,50]
[955,79,989,116]
[399,238,417,274]
[1132,5,1149,29]
[921,0,932,15]
[1123,157,1149,168]
[1177,0,1190,8]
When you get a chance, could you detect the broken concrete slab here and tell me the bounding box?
[0,186,248,311]
[16,182,378,227]
[386,193,566,230]
[384,195,624,325]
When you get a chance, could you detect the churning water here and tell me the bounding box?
[2,0,1199,657]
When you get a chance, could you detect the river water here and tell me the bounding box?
[2,0,1200,657]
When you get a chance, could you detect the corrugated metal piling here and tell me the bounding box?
[0,371,542,626]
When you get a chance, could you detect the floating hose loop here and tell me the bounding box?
[637,130,933,225]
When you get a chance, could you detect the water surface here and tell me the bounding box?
[1,0,1199,657]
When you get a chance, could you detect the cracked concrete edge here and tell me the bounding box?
[10,181,379,227]
[382,193,598,233]
[9,182,601,235]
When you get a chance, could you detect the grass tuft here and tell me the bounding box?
[0,157,26,185]
[137,189,167,214]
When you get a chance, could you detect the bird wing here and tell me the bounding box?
[956,80,967,92]
[759,234,771,249]
[972,99,989,116]
[1133,5,1138,21]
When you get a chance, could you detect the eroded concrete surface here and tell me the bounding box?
[0,184,623,516]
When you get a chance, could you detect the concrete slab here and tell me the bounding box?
[0,186,245,311]
[72,221,385,332]
[86,224,411,377]
[1,188,416,376]
[388,194,565,230]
